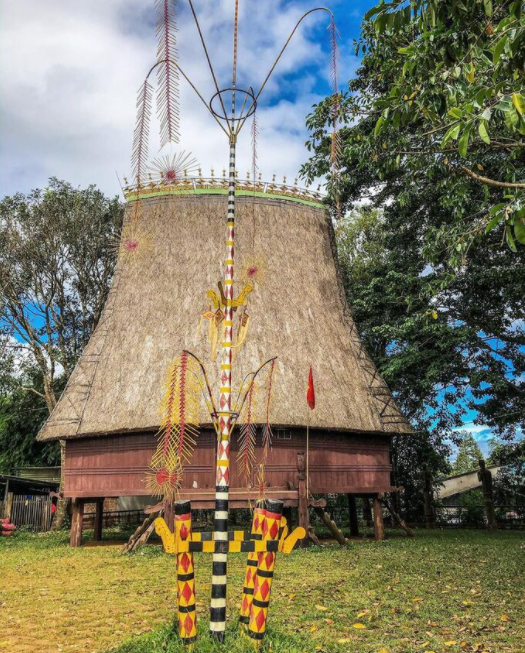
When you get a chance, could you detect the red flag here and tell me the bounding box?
[306,366,315,410]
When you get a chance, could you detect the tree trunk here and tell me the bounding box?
[51,441,70,531]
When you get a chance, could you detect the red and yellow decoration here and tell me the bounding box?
[239,502,266,626]
[175,501,197,646]
[248,499,284,645]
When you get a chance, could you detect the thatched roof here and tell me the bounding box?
[38,191,411,442]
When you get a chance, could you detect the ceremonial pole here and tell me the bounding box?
[209,2,239,640]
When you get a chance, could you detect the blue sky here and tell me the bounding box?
[0,0,376,198]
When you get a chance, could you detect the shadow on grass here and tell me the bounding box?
[105,622,311,653]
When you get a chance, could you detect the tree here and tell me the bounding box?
[0,178,124,412]
[303,0,524,263]
[0,178,124,524]
[452,431,484,474]
[323,205,524,518]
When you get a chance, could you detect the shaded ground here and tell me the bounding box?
[0,529,523,653]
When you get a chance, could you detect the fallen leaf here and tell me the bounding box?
[378,649,389,653]
[445,641,457,646]
[315,605,328,611]
[338,639,351,644]
[413,597,423,602]
[288,593,296,600]
[353,623,366,629]
[500,615,509,621]
[324,618,334,625]
[310,626,318,632]
[357,609,370,618]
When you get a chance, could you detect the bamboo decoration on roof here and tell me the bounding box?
[128,0,341,645]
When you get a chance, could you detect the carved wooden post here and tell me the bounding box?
[5,492,13,522]
[347,494,359,537]
[297,451,309,545]
[478,460,497,531]
[94,499,104,542]
[372,496,385,541]
[70,499,84,547]
[422,464,436,529]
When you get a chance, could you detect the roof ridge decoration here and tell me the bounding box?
[122,173,326,208]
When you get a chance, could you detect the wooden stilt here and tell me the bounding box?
[297,451,309,546]
[93,499,104,542]
[381,495,414,537]
[347,494,359,536]
[372,496,385,541]
[70,499,85,547]
[313,507,347,545]
[163,498,174,533]
[362,497,373,527]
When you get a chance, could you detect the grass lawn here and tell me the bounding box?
[0,528,523,653]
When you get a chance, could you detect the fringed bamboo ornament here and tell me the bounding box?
[155,0,180,147]
[146,351,204,500]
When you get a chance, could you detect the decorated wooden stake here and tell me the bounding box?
[240,501,266,627]
[175,500,197,646]
[248,499,283,645]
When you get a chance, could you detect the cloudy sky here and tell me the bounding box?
[0,0,372,198]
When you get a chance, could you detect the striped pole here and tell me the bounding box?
[209,134,237,640]
[175,500,197,647]
[248,499,283,646]
[239,502,266,627]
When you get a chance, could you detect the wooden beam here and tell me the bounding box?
[313,507,347,546]
[70,499,84,547]
[297,452,309,547]
[93,499,104,542]
[347,494,359,536]
[372,496,385,541]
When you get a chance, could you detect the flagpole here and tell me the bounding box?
[306,407,310,499]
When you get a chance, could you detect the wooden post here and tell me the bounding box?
[313,507,347,545]
[347,494,359,537]
[163,498,174,533]
[422,464,436,529]
[297,451,309,546]
[372,496,385,541]
[70,499,84,547]
[362,497,373,527]
[5,492,13,522]
[478,460,497,531]
[93,499,104,542]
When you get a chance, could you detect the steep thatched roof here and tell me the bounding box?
[38,190,411,442]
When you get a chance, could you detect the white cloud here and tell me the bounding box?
[0,1,356,198]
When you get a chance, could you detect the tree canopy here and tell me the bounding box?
[0,179,123,470]
[304,0,524,262]
[451,431,484,474]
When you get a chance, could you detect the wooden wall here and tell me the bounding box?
[64,429,393,502]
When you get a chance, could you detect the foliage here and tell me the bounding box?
[0,178,124,413]
[454,489,487,527]
[1,529,524,653]
[329,207,523,517]
[452,431,485,474]
[0,367,60,473]
[489,437,525,512]
[303,0,524,263]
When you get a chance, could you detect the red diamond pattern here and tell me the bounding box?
[220,395,226,409]
[269,521,279,539]
[180,524,189,541]
[179,552,190,573]
[242,596,249,612]
[255,608,266,632]
[181,581,192,603]
[261,520,268,536]
[259,579,270,600]
[254,516,259,531]
[184,614,194,635]
[245,568,252,584]
[265,552,274,568]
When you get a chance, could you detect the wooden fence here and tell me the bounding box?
[3,494,53,532]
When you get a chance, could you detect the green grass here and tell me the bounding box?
[0,529,523,653]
